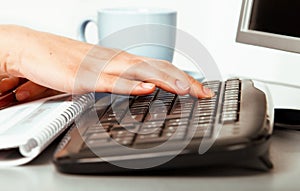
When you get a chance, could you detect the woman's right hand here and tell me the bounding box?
[0,25,214,101]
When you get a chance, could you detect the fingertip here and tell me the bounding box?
[192,87,215,99]
[134,83,156,95]
[14,81,48,101]
[140,83,156,90]
[202,86,215,98]
[188,80,215,99]
[15,90,30,101]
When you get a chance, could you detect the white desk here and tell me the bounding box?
[1,130,300,191]
[1,85,300,191]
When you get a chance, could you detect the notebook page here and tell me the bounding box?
[0,102,42,135]
[0,94,71,149]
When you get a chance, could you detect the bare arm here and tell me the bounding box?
[0,25,214,101]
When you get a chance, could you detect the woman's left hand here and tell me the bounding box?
[0,74,61,101]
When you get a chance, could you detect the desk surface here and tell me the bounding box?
[1,130,300,191]
[1,84,300,191]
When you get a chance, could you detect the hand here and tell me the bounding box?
[0,73,61,101]
[0,25,214,100]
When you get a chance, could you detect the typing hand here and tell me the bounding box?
[0,25,214,99]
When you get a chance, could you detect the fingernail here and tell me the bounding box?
[203,87,215,97]
[16,91,30,101]
[175,79,190,91]
[141,83,155,90]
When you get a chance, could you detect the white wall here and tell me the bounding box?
[1,0,299,86]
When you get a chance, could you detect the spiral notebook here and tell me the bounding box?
[0,93,94,166]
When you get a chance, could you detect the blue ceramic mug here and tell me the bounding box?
[79,8,177,62]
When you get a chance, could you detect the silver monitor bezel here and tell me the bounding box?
[236,0,300,54]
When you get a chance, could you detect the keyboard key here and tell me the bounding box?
[88,132,111,140]
[135,134,168,145]
[145,112,167,122]
[122,113,144,123]
[114,136,134,146]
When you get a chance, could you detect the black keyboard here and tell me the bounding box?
[84,80,238,147]
[54,79,274,174]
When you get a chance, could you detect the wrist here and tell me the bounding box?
[0,25,29,76]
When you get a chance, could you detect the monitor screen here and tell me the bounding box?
[236,0,300,53]
[249,0,300,38]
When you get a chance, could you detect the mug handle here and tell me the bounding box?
[78,19,98,42]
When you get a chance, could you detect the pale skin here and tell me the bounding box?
[0,25,214,102]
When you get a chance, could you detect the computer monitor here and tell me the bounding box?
[237,0,300,127]
[236,0,300,54]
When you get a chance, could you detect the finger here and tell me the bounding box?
[0,76,19,94]
[133,59,215,98]
[14,81,48,101]
[111,59,192,95]
[84,51,191,95]
[93,73,156,95]
[85,49,214,98]
[185,74,215,98]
